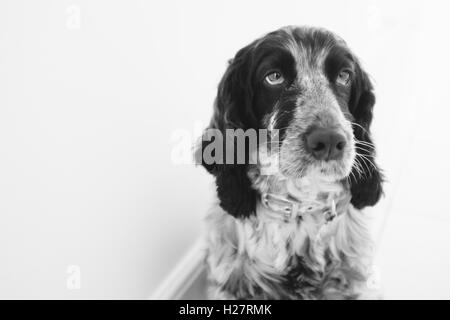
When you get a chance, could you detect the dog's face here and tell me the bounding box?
[252,28,357,180]
[199,26,383,218]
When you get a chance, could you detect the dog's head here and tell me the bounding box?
[197,26,383,218]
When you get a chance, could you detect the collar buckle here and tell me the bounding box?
[261,193,300,221]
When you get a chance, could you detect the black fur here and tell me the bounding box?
[348,64,384,209]
[197,44,258,218]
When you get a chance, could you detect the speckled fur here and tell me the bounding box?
[201,26,383,299]
[206,171,378,300]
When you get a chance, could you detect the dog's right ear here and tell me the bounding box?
[195,43,258,219]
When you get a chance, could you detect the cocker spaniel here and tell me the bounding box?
[196,26,383,299]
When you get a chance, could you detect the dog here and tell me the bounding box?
[196,26,383,299]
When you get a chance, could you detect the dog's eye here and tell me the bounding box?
[336,70,351,86]
[265,71,285,85]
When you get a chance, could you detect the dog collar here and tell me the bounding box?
[261,192,338,223]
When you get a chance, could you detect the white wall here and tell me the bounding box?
[0,0,449,298]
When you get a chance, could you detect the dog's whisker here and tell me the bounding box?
[354,143,375,151]
[354,140,375,149]
[356,153,372,173]
[351,122,370,135]
[355,152,377,175]
[355,145,373,155]
[353,157,366,179]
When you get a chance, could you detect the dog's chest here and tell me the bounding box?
[206,179,356,299]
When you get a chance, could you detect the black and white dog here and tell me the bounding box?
[197,26,383,299]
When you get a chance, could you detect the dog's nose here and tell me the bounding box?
[305,128,346,161]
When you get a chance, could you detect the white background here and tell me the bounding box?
[0,0,449,299]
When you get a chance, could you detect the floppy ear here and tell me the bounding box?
[348,64,383,209]
[195,44,258,218]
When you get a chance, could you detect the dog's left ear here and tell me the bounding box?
[348,62,383,209]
